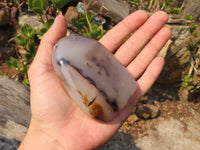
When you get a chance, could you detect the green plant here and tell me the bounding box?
[28,0,49,15]
[181,38,200,95]
[185,15,194,21]
[6,24,37,85]
[167,7,181,14]
[37,19,54,39]
[0,74,9,78]
[50,0,71,9]
[72,10,106,40]
[5,0,58,85]
[71,0,106,40]
[194,32,200,38]
[190,24,198,33]
[122,121,129,127]
[181,74,194,90]
[165,0,170,6]
[6,0,106,86]
[185,15,199,37]
[28,0,71,16]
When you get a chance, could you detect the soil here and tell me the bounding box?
[0,46,18,79]
[120,98,200,140]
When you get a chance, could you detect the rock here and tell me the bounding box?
[0,136,20,150]
[135,106,151,119]
[0,77,30,141]
[135,104,160,120]
[178,87,189,101]
[0,8,11,27]
[171,26,191,46]
[52,35,137,122]
[135,117,200,150]
[76,2,106,25]
[157,39,172,58]
[146,104,160,118]
[18,13,44,32]
[127,114,139,124]
[18,12,55,32]
[97,132,141,150]
[0,118,27,141]
[64,6,79,25]
[179,0,200,21]
[90,0,130,24]
[64,6,79,32]
[158,25,192,84]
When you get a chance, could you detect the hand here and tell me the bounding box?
[19,10,171,150]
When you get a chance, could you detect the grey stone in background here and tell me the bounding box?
[0,77,30,142]
[157,24,192,84]
[18,13,44,32]
[0,77,141,149]
[0,136,20,150]
[135,117,200,150]
[179,0,200,21]
[135,104,160,120]
[90,0,130,23]
[97,132,141,150]
[0,77,31,128]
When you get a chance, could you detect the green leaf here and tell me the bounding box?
[194,32,200,37]
[21,24,31,35]
[15,35,27,46]
[28,0,33,9]
[50,0,71,9]
[190,24,197,33]
[167,7,181,14]
[27,42,35,54]
[37,19,54,39]
[165,0,169,6]
[185,15,194,21]
[22,79,30,86]
[29,0,45,15]
[187,85,194,90]
[6,57,18,69]
[44,19,54,28]
[20,24,36,39]
[5,60,12,68]
[71,11,106,40]
[181,82,187,88]
[10,57,18,68]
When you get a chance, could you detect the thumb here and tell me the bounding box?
[34,15,68,66]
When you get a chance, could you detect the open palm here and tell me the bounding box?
[19,10,171,150]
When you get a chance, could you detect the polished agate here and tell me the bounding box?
[52,35,137,122]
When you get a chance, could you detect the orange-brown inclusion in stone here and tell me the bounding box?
[78,90,104,119]
[89,103,104,120]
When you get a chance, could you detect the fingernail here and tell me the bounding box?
[55,15,61,22]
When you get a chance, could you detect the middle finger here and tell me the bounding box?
[115,11,169,66]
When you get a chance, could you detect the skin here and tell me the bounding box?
[19,10,171,150]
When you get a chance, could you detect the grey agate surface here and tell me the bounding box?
[52,35,137,122]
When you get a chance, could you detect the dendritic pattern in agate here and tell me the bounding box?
[52,35,137,122]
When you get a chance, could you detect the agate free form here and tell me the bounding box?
[52,35,137,122]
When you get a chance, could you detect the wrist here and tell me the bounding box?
[18,120,64,150]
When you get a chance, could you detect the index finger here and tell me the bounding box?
[99,10,148,52]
